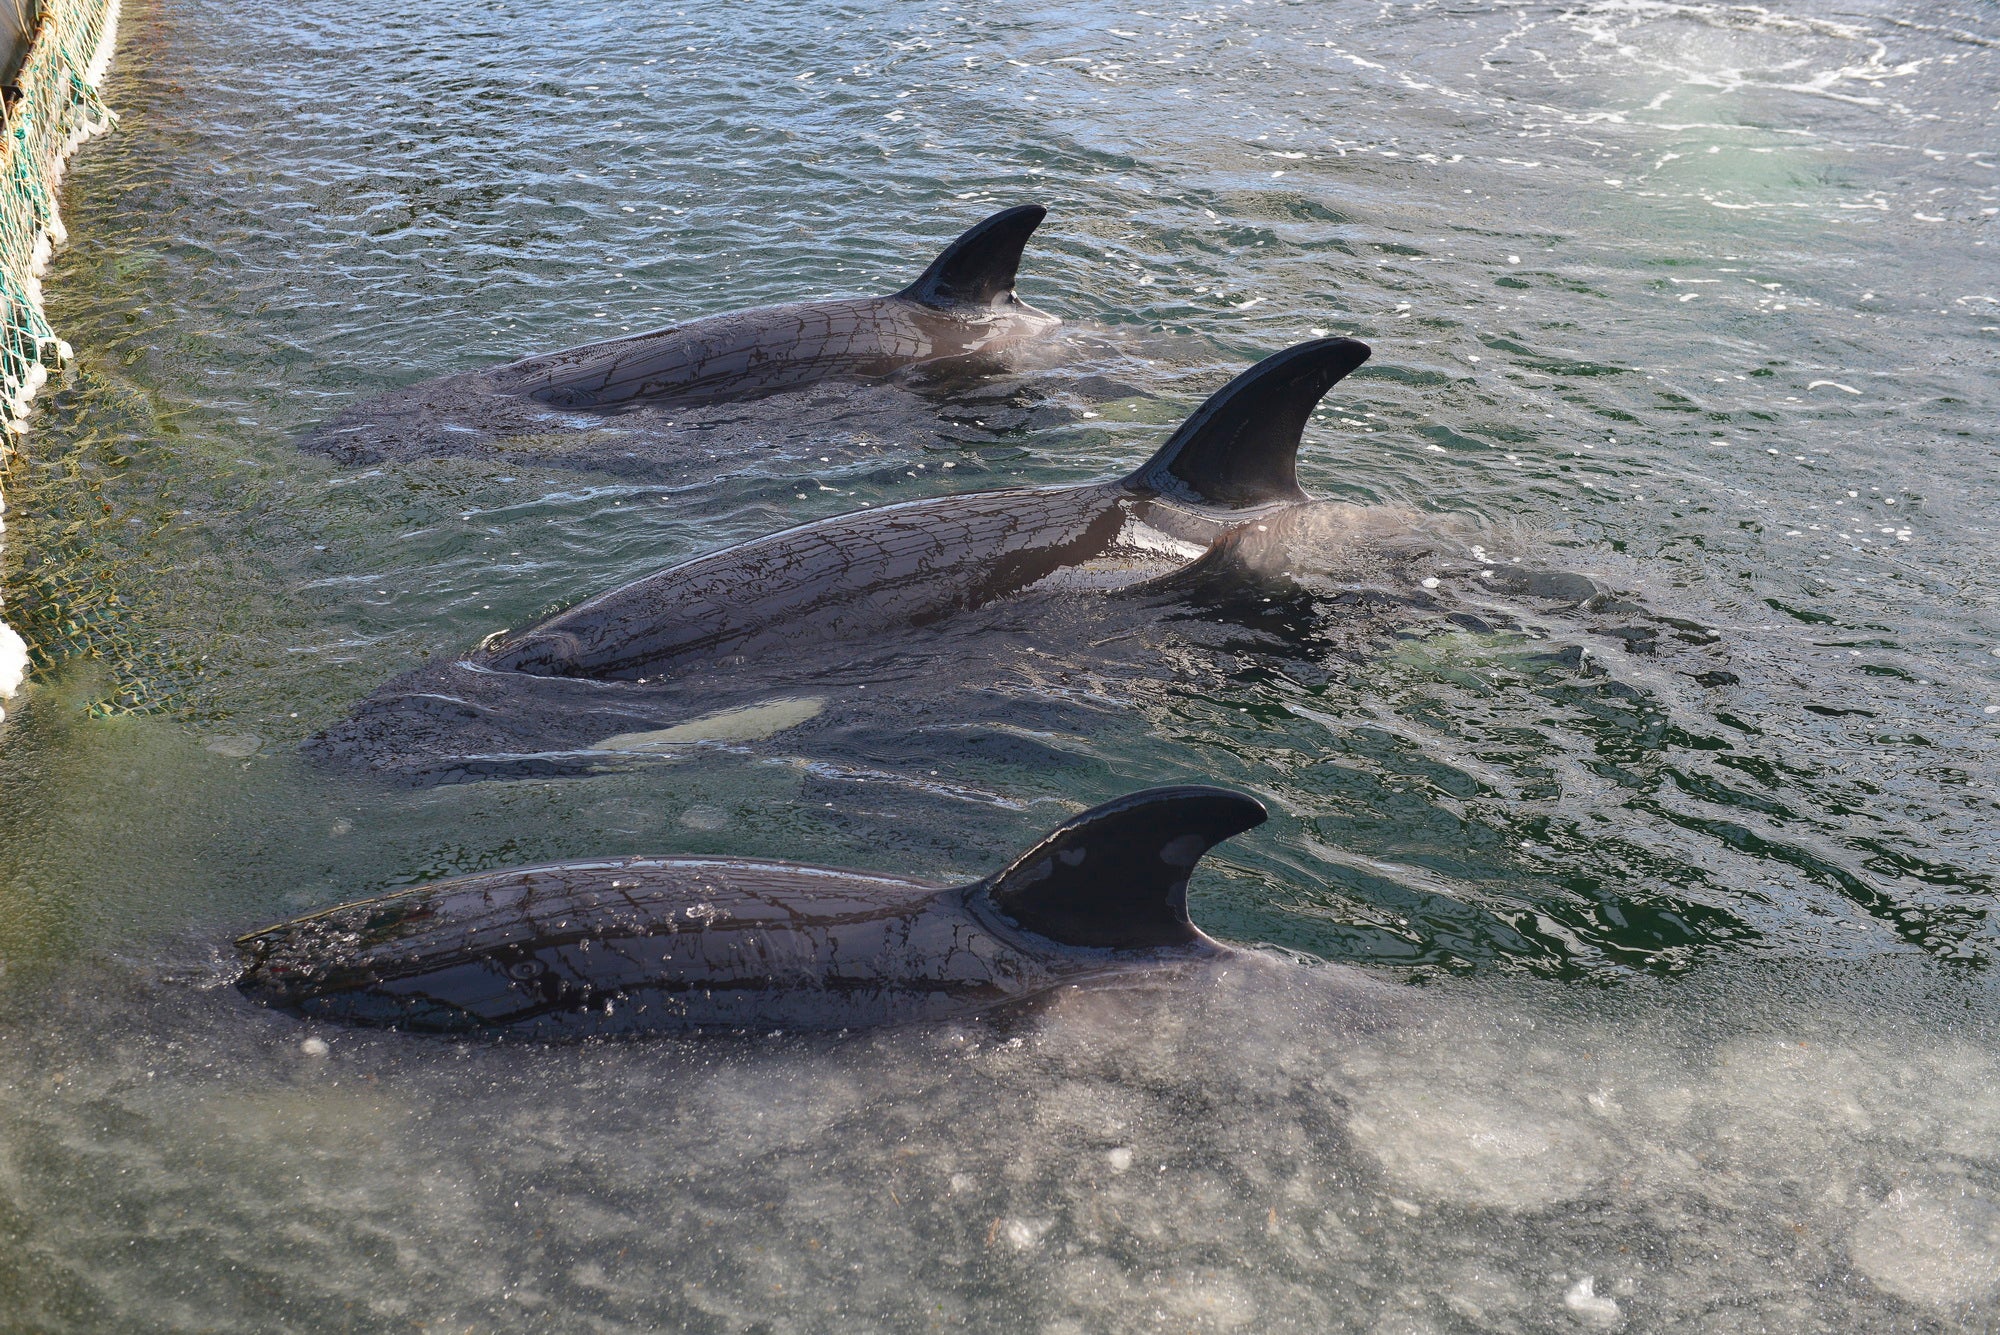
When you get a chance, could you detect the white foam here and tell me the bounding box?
[1847,1180,2000,1306]
[2,958,1997,1330]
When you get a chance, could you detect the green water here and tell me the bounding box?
[2,1,1998,1329]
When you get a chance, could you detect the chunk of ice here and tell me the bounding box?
[1563,1276,1621,1327]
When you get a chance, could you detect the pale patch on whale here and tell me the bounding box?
[590,695,825,752]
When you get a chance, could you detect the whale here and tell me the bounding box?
[483,205,1061,411]
[235,785,1268,1037]
[300,336,1384,779]
[481,336,1373,682]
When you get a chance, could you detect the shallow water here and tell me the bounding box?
[2,0,1998,1328]
[5,953,2000,1333]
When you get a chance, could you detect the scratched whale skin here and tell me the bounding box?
[486,203,1060,410]
[301,336,1379,779]
[485,336,1372,681]
[234,785,1267,1037]
[298,204,1105,473]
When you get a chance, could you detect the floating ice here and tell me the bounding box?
[2,956,1998,1331]
[1348,1082,1616,1209]
[1342,1027,1622,1209]
[1563,1277,1621,1327]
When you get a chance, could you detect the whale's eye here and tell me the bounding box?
[506,958,546,980]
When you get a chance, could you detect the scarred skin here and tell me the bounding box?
[483,205,1061,411]
[237,859,1048,1036]
[488,295,1059,410]
[482,338,1376,681]
[485,483,1244,679]
[234,787,1267,1039]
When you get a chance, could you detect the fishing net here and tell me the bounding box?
[0,0,119,718]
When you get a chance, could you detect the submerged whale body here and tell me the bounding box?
[485,205,1060,410]
[235,786,1268,1037]
[483,336,1373,681]
[303,336,1379,778]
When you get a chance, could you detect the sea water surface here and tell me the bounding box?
[2,1,1998,1330]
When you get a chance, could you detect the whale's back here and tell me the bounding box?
[488,299,937,408]
[485,483,1151,679]
[236,858,1037,1038]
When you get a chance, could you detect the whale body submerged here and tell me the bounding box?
[484,205,1061,410]
[481,336,1373,681]
[235,786,1268,1037]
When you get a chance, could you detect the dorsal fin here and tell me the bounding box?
[898,205,1047,310]
[976,786,1267,949]
[1123,337,1371,509]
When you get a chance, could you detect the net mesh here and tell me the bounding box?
[0,0,119,718]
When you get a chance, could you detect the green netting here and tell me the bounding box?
[0,0,119,718]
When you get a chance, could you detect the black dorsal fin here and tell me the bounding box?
[1123,337,1371,509]
[898,205,1047,309]
[976,786,1267,949]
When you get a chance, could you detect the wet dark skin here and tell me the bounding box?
[487,205,1060,409]
[236,787,1267,1038]
[485,337,1373,680]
